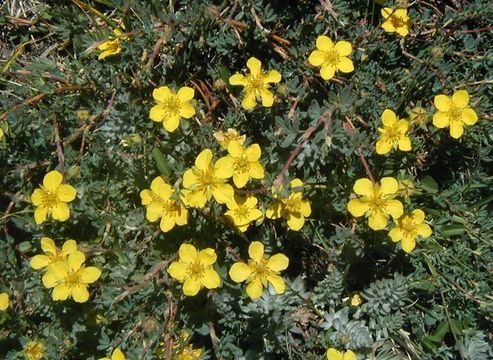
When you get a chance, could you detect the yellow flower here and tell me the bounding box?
[149,86,196,132]
[347,177,403,230]
[99,348,126,360]
[42,251,101,303]
[0,292,9,311]
[213,128,246,149]
[215,141,264,188]
[30,237,77,271]
[176,345,203,360]
[381,8,411,37]
[409,106,428,126]
[308,36,354,81]
[225,194,263,232]
[140,176,188,232]
[266,179,311,231]
[97,28,128,60]
[350,293,362,307]
[167,244,221,296]
[326,348,357,360]
[24,341,46,360]
[432,90,478,139]
[375,109,412,155]
[229,57,282,110]
[182,149,234,208]
[31,170,77,224]
[229,241,289,300]
[389,209,432,253]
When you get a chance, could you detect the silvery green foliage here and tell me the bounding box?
[321,308,373,350]
[312,268,345,309]
[460,331,492,360]
[368,312,405,340]
[360,273,408,317]
[370,340,407,360]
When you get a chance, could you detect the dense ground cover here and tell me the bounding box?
[0,0,492,359]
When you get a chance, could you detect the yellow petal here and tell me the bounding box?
[34,206,48,224]
[233,172,249,188]
[461,108,477,125]
[335,41,352,56]
[266,202,283,219]
[57,184,76,202]
[71,284,90,303]
[198,249,217,266]
[215,156,235,178]
[167,262,187,282]
[434,94,451,112]
[246,57,262,76]
[242,91,257,110]
[379,177,398,195]
[450,121,464,139]
[41,236,57,254]
[179,244,197,264]
[368,211,388,230]
[147,202,164,222]
[381,7,393,20]
[401,236,416,253]
[287,213,305,231]
[246,278,263,299]
[30,255,50,269]
[51,202,70,222]
[52,284,71,301]
[267,254,289,272]
[229,262,252,283]
[376,139,392,155]
[195,149,213,171]
[140,190,153,206]
[80,267,102,284]
[326,348,344,360]
[229,73,246,86]
[396,26,409,37]
[300,200,311,217]
[452,90,469,108]
[211,183,234,204]
[248,241,264,262]
[260,89,274,107]
[177,86,195,102]
[266,273,285,294]
[43,170,63,191]
[398,137,412,151]
[353,178,374,196]
[179,103,195,119]
[411,209,425,223]
[264,70,282,83]
[0,293,9,311]
[316,35,333,51]
[347,199,370,217]
[68,251,85,270]
[183,278,201,296]
[384,199,404,219]
[381,20,396,33]
[227,140,244,157]
[343,350,357,360]
[308,50,325,66]
[389,227,403,242]
[397,119,410,132]
[320,65,335,80]
[159,216,175,232]
[336,57,354,73]
[382,109,397,126]
[162,114,181,132]
[42,270,61,288]
[152,86,171,102]
[201,268,221,289]
[417,223,432,238]
[182,169,198,188]
[432,112,449,128]
[149,105,166,122]
[31,189,45,206]
[61,239,77,255]
[112,348,126,360]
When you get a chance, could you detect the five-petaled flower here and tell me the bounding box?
[30,237,77,275]
[229,241,289,300]
[98,28,128,60]
[213,128,246,149]
[149,86,196,132]
[215,141,264,188]
[229,57,282,110]
[0,292,9,311]
[182,149,234,208]
[99,348,126,360]
[381,8,411,37]
[140,176,188,232]
[31,170,77,224]
[432,90,478,139]
[347,177,403,230]
[308,35,354,81]
[167,244,221,296]
[389,209,432,253]
[266,179,311,231]
[326,348,357,360]
[375,109,412,155]
[24,341,46,360]
[225,194,263,232]
[42,251,101,303]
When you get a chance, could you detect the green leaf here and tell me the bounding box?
[151,147,171,178]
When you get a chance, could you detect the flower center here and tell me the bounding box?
[233,206,250,221]
[234,156,250,174]
[64,269,82,288]
[400,217,417,234]
[25,342,45,359]
[40,186,59,207]
[163,95,181,116]
[284,197,301,212]
[253,258,268,275]
[323,50,340,66]
[246,75,265,91]
[188,261,204,278]
[448,106,462,120]
[391,15,405,28]
[383,125,403,143]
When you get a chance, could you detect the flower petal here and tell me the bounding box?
[233,172,249,189]
[260,89,274,107]
[112,349,126,360]
[71,284,90,303]
[179,103,195,119]
[149,105,166,122]
[42,270,61,288]
[152,86,171,102]
[43,170,63,191]
[411,209,425,223]
[401,236,416,253]
[335,41,352,56]
[379,177,398,195]
[450,121,464,139]
[227,140,244,158]
[34,206,48,224]
[51,202,70,222]
[229,73,246,86]
[416,223,432,238]
[214,156,235,178]
[347,199,370,217]
[198,249,217,266]
[80,267,101,284]
[452,90,469,108]
[52,284,71,301]
[432,112,449,128]
[368,211,388,230]
[266,273,285,294]
[68,251,85,270]
[167,262,187,282]
[212,183,234,204]
[57,184,76,202]
[179,244,198,264]
[242,91,257,110]
[30,255,50,270]
[336,57,354,73]
[308,50,325,67]
[248,241,264,262]
[246,278,263,299]
[398,136,412,151]
[287,213,305,231]
[229,262,253,283]
[267,254,289,272]
[343,350,357,360]
[246,57,262,76]
[177,86,195,102]
[159,216,175,232]
[61,239,77,255]
[376,139,392,155]
[264,70,281,83]
[382,109,397,126]
[195,149,213,171]
[434,94,451,112]
[320,65,336,80]
[249,162,264,179]
[389,227,403,242]
[182,169,198,188]
[316,35,333,51]
[461,108,478,125]
[384,199,404,219]
[353,178,374,196]
[162,113,181,132]
[183,278,201,296]
[31,189,44,206]
[41,237,57,254]
[201,268,221,289]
